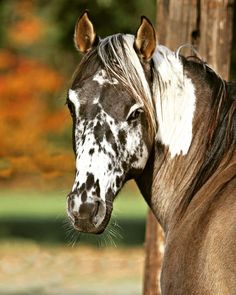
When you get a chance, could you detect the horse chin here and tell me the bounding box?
[73,222,106,234]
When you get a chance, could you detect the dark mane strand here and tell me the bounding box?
[182,59,236,210]
[71,49,101,89]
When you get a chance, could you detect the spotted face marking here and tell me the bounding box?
[67,67,152,233]
[93,69,119,86]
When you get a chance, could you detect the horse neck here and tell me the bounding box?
[136,55,234,232]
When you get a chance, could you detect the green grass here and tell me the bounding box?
[0,188,148,220]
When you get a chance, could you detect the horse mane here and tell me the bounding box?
[182,58,236,208]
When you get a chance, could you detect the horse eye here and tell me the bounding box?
[127,107,143,121]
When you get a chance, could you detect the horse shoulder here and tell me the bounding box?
[161,176,236,295]
[199,178,236,293]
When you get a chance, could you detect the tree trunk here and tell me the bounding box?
[143,211,164,295]
[156,0,234,80]
[143,1,234,294]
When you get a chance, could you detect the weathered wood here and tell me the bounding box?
[143,0,234,294]
[156,0,234,80]
[156,0,199,50]
[198,0,234,80]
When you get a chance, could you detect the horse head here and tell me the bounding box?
[67,11,156,233]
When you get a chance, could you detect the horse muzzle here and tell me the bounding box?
[67,192,110,234]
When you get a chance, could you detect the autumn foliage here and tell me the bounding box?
[0,1,74,189]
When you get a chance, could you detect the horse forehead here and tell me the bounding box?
[93,69,119,86]
[70,69,119,107]
[92,69,136,120]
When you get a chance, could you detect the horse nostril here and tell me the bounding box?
[76,202,98,220]
[67,192,103,224]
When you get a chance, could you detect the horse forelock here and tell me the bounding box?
[97,34,156,138]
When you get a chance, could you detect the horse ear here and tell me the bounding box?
[134,16,157,61]
[74,10,97,53]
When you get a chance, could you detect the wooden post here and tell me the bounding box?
[156,0,234,79]
[143,211,164,295]
[143,1,234,294]
[198,0,234,80]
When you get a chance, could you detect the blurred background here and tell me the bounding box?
[0,1,156,294]
[0,1,235,295]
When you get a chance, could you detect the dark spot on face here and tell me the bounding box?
[104,122,118,154]
[122,162,128,171]
[130,154,138,163]
[86,173,94,191]
[116,176,121,188]
[105,128,113,143]
[94,121,104,143]
[118,130,127,145]
[79,103,101,120]
[108,152,114,161]
[99,85,136,121]
[132,120,138,128]
[108,163,112,170]
[88,104,100,119]
[78,183,85,193]
[88,121,94,129]
[89,148,95,155]
[111,142,118,155]
[94,179,100,197]
[100,146,106,154]
[81,190,87,202]
[79,104,86,117]
[96,114,102,121]
[80,133,87,145]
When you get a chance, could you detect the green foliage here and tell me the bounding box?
[0,189,147,219]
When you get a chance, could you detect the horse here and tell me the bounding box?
[66,11,236,294]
